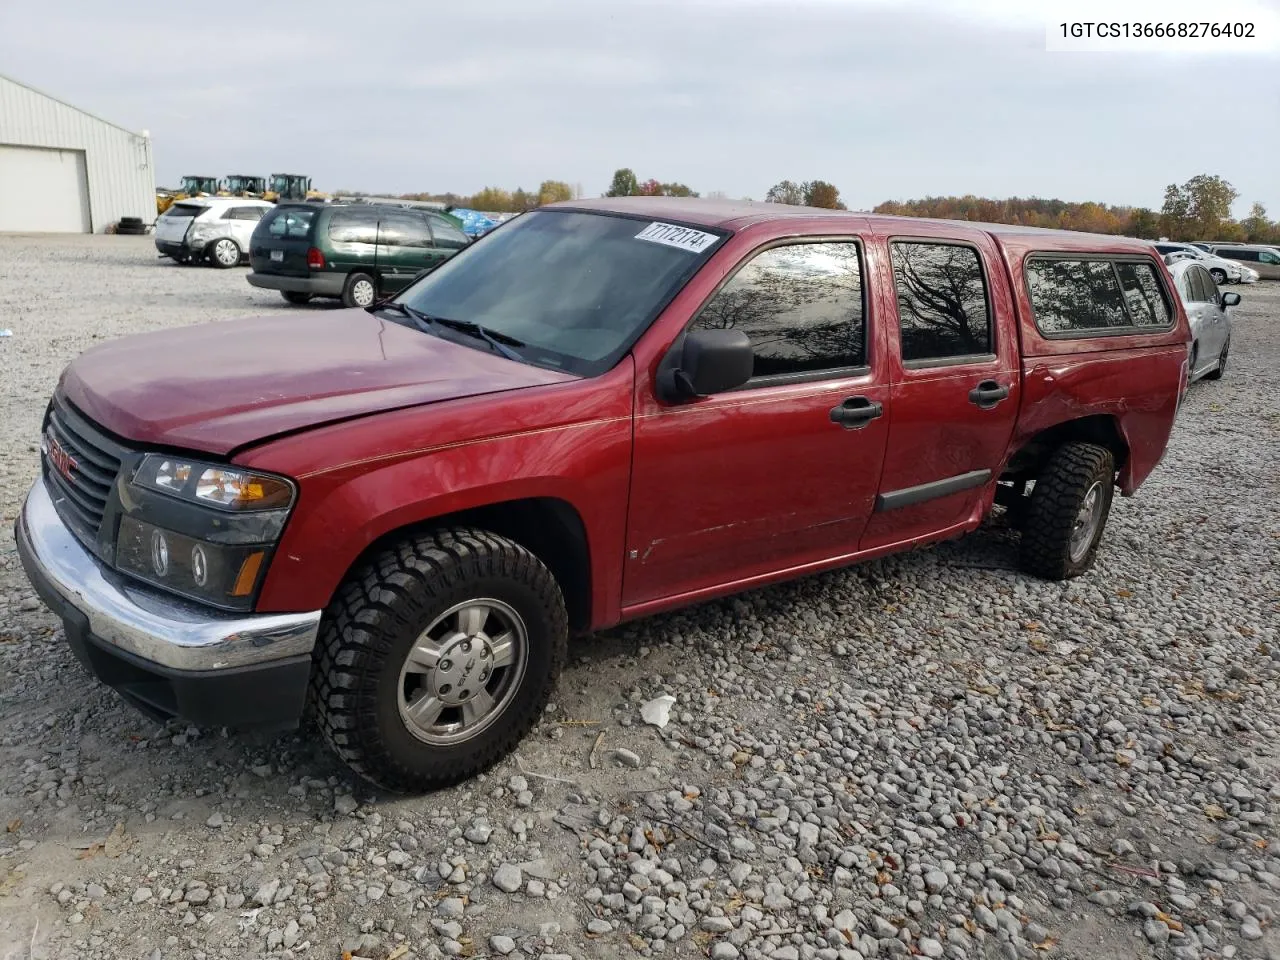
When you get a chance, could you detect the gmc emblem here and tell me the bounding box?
[45,432,78,483]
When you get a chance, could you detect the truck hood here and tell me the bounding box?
[59,310,577,455]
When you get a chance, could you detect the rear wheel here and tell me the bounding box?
[1019,442,1115,580]
[282,291,313,305]
[342,272,377,308]
[1204,339,1228,381]
[209,238,241,269]
[311,529,568,792]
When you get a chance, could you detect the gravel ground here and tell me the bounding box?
[1,234,1278,960]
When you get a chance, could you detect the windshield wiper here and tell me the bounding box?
[431,317,526,363]
[372,302,525,363]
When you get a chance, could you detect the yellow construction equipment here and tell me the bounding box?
[156,176,220,215]
[263,173,327,203]
[220,175,268,197]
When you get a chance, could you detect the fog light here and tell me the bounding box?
[150,530,169,576]
[191,544,209,587]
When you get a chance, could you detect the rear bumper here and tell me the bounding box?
[247,271,345,296]
[155,238,197,258]
[14,478,321,731]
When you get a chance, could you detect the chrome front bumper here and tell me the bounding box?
[15,477,321,672]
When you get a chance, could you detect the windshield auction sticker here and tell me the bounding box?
[634,222,719,254]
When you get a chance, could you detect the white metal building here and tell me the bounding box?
[0,74,155,233]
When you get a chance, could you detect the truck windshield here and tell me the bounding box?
[395,210,724,375]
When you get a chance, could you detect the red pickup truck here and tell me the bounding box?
[16,199,1190,791]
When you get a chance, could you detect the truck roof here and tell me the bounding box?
[558,197,1158,255]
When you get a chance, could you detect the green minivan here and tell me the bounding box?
[247,203,472,307]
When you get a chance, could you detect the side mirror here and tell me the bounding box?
[658,329,754,401]
[1221,292,1241,307]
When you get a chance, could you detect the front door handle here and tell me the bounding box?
[968,380,1010,409]
[829,396,883,430]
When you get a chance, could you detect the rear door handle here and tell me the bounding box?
[829,396,883,430]
[968,380,1010,409]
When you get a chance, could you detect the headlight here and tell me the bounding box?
[134,454,294,510]
[121,455,296,610]
[116,516,269,609]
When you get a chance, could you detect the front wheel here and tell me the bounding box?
[311,529,568,792]
[1019,442,1115,580]
[1210,268,1227,285]
[209,238,241,268]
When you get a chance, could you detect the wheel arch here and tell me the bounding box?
[326,496,593,635]
[1002,414,1130,484]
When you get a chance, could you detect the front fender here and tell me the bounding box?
[241,366,634,626]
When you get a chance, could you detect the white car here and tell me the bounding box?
[153,196,275,268]
[1233,263,1261,283]
[1152,242,1242,284]
[1164,256,1238,382]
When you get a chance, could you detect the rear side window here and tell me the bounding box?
[226,206,266,221]
[1187,266,1210,302]
[1025,258,1171,335]
[428,216,471,250]
[264,207,316,239]
[692,241,865,379]
[890,242,991,362]
[1115,262,1171,326]
[327,208,379,244]
[166,203,206,219]
[1219,248,1258,261]
[378,212,431,248]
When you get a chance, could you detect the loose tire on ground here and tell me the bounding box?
[311,528,568,792]
[282,291,313,305]
[1019,441,1115,580]
[341,272,377,309]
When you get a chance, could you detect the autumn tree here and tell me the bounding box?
[536,180,573,206]
[471,187,513,212]
[606,168,639,197]
[765,180,805,205]
[660,182,698,197]
[803,181,844,209]
[1128,207,1160,239]
[1242,202,1274,242]
[1162,175,1237,239]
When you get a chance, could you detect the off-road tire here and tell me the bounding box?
[1019,442,1115,580]
[1204,339,1228,381]
[282,291,313,305]
[311,528,568,793]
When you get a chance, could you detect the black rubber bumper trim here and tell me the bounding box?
[875,468,992,512]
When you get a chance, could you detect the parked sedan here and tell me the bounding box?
[1165,256,1238,382]
[1152,242,1242,284]
[154,197,274,268]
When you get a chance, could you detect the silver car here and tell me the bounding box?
[1152,242,1242,284]
[153,197,275,268]
[1166,257,1238,382]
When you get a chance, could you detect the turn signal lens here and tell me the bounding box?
[231,551,266,597]
[195,468,291,509]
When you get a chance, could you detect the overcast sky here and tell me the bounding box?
[2,0,1277,215]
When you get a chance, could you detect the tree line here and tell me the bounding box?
[874,175,1278,244]
[342,170,1277,244]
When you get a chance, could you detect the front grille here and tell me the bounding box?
[42,400,129,550]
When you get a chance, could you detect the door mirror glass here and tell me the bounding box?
[660,329,754,400]
[1221,291,1241,307]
